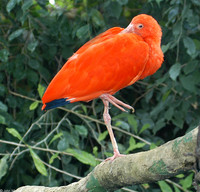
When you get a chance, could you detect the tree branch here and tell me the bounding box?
[15,127,198,192]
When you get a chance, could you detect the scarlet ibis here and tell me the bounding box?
[42,14,164,160]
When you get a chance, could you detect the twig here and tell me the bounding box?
[40,159,82,180]
[0,139,72,157]
[59,106,151,145]
[9,90,42,102]
[9,91,151,145]
[165,179,189,192]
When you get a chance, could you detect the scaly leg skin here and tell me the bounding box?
[100,94,134,161]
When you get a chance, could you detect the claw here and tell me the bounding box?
[105,149,126,161]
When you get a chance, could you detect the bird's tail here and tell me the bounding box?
[42,98,70,111]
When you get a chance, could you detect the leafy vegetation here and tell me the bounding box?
[0,0,200,191]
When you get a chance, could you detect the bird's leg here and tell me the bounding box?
[101,94,135,113]
[101,95,127,161]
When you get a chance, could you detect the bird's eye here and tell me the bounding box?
[137,24,143,29]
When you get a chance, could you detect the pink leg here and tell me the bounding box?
[100,94,132,161]
[100,94,135,113]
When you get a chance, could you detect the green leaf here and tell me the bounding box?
[90,9,104,27]
[139,123,150,135]
[125,137,146,154]
[75,125,88,136]
[180,75,196,92]
[191,0,200,6]
[0,155,9,181]
[0,101,8,112]
[161,44,170,53]
[125,137,135,154]
[98,130,108,142]
[169,63,181,81]
[172,116,184,129]
[162,90,171,101]
[0,115,6,125]
[142,183,150,189]
[76,25,90,40]
[27,70,38,84]
[158,181,173,192]
[183,37,196,56]
[66,148,96,166]
[0,49,9,62]
[180,173,193,189]
[6,128,23,141]
[116,0,128,5]
[37,84,45,99]
[49,153,59,164]
[98,131,108,142]
[115,120,130,131]
[168,7,179,22]
[22,0,33,12]
[81,104,87,114]
[183,60,198,75]
[27,40,38,52]
[93,146,98,157]
[176,174,185,178]
[173,185,181,192]
[150,101,166,118]
[107,1,122,19]
[153,118,165,134]
[29,101,39,110]
[145,89,154,103]
[150,143,157,150]
[28,59,40,70]
[49,132,63,145]
[194,39,200,50]
[128,115,138,133]
[57,138,69,151]
[172,21,182,36]
[8,29,24,41]
[165,107,174,121]
[0,84,6,96]
[6,0,19,13]
[135,142,146,149]
[29,148,47,176]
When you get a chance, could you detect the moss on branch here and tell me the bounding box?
[15,127,198,192]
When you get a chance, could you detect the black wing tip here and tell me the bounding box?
[43,98,70,111]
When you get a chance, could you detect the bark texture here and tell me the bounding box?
[15,127,198,192]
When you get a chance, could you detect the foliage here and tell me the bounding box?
[0,0,199,191]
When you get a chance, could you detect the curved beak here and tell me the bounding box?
[120,23,135,34]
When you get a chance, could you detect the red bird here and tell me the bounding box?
[42,14,164,160]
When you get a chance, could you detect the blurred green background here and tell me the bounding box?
[0,0,200,191]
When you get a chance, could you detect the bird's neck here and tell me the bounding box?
[139,37,163,79]
[144,35,161,46]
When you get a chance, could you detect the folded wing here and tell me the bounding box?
[42,30,149,110]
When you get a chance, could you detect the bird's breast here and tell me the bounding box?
[139,40,164,79]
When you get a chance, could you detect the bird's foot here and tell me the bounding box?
[105,149,126,161]
[100,94,135,113]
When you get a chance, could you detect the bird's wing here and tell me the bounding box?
[75,27,123,55]
[42,33,149,107]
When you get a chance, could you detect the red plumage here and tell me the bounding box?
[42,14,164,160]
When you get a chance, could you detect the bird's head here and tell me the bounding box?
[122,14,162,41]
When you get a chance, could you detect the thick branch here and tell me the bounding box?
[15,127,198,192]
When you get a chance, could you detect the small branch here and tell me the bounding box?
[9,90,40,102]
[0,139,72,157]
[15,127,198,192]
[41,159,82,180]
[9,91,151,145]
